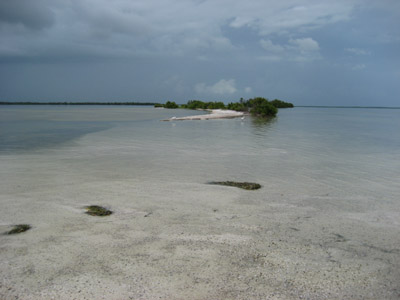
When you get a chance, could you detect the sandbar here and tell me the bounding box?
[163,109,245,121]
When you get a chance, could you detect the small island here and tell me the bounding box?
[158,97,294,121]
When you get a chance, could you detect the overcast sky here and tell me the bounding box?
[0,0,399,106]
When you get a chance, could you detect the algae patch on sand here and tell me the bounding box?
[7,224,31,235]
[209,181,262,190]
[85,205,113,216]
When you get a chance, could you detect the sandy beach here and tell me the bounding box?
[163,109,245,121]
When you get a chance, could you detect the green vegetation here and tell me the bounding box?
[7,224,31,234]
[164,101,179,109]
[182,100,226,110]
[85,205,113,216]
[156,100,226,109]
[270,99,294,108]
[226,101,247,111]
[209,181,262,190]
[156,97,293,118]
[249,97,278,117]
[155,101,179,108]
[227,97,278,117]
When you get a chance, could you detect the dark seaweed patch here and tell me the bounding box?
[85,205,113,216]
[7,224,31,235]
[209,181,262,190]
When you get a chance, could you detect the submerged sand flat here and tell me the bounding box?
[163,109,245,121]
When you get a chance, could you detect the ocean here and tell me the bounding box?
[1,105,399,299]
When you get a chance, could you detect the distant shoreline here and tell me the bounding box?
[1,102,399,109]
[0,102,157,106]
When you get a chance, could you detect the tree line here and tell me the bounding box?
[156,98,294,118]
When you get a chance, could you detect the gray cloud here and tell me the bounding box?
[228,1,356,35]
[0,0,359,59]
[0,0,55,30]
[0,0,399,106]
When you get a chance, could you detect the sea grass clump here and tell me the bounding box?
[209,181,262,190]
[7,224,31,235]
[85,205,113,216]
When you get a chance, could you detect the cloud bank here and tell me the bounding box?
[0,0,358,59]
[0,0,399,106]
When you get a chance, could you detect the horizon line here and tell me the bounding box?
[1,102,399,109]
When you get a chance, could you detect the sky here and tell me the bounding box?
[0,0,399,106]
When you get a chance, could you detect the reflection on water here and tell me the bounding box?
[250,116,277,132]
[247,116,278,148]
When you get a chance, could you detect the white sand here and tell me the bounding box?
[163,109,245,121]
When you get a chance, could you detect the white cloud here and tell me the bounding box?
[352,64,366,70]
[346,48,371,55]
[258,55,282,62]
[245,87,252,93]
[260,37,320,62]
[195,79,237,95]
[260,39,285,53]
[289,38,320,52]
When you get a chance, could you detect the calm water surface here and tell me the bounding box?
[1,105,399,204]
[2,106,399,154]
